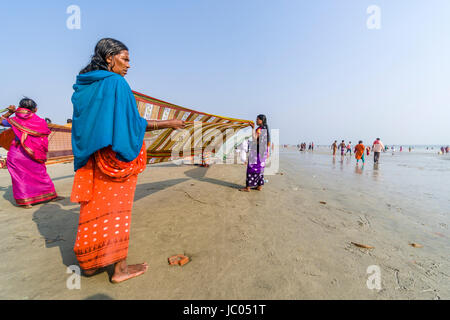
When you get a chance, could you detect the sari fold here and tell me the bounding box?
[7,108,51,163]
[71,144,146,270]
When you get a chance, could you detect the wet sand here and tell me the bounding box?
[0,153,448,299]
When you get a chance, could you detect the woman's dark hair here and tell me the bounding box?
[19,97,37,111]
[79,38,128,74]
[257,114,270,145]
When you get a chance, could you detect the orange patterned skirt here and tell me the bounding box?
[71,144,147,270]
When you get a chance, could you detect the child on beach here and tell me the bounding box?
[366,146,371,156]
[354,141,365,165]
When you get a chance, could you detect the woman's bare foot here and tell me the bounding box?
[239,187,251,192]
[21,204,32,209]
[256,186,263,191]
[111,260,148,283]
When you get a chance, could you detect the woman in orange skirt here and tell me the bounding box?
[71,38,184,283]
[354,140,366,166]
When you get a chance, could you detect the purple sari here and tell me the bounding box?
[245,127,269,188]
[5,108,57,205]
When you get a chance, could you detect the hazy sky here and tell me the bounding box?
[1,0,449,145]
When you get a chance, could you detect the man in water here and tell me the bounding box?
[372,138,385,163]
[331,140,338,157]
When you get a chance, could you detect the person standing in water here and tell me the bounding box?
[354,140,365,166]
[372,138,385,163]
[346,141,352,156]
[339,140,346,157]
[331,140,338,157]
[240,115,270,192]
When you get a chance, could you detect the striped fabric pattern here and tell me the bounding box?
[46,124,74,164]
[134,91,253,164]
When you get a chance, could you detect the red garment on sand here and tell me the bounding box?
[71,144,146,270]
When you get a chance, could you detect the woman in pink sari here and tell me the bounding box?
[0,98,62,208]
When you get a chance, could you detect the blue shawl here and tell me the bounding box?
[71,70,147,171]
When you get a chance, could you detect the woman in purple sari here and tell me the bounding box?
[240,114,270,192]
[0,98,61,208]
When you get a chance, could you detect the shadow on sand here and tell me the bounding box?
[84,293,114,300]
[31,178,191,269]
[1,185,15,206]
[134,178,190,202]
[32,201,79,268]
[184,166,243,189]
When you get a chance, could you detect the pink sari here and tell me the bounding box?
[6,108,58,205]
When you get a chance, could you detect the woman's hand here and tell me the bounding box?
[146,119,185,131]
[171,119,185,130]
[7,105,16,113]
[1,105,16,120]
[249,122,255,129]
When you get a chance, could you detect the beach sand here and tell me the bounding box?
[0,153,448,300]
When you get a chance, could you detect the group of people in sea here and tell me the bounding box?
[331,138,386,165]
[297,142,314,151]
[0,38,271,284]
[439,146,449,155]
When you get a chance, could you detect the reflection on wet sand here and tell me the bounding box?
[354,164,364,175]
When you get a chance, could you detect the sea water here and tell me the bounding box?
[279,147,450,242]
